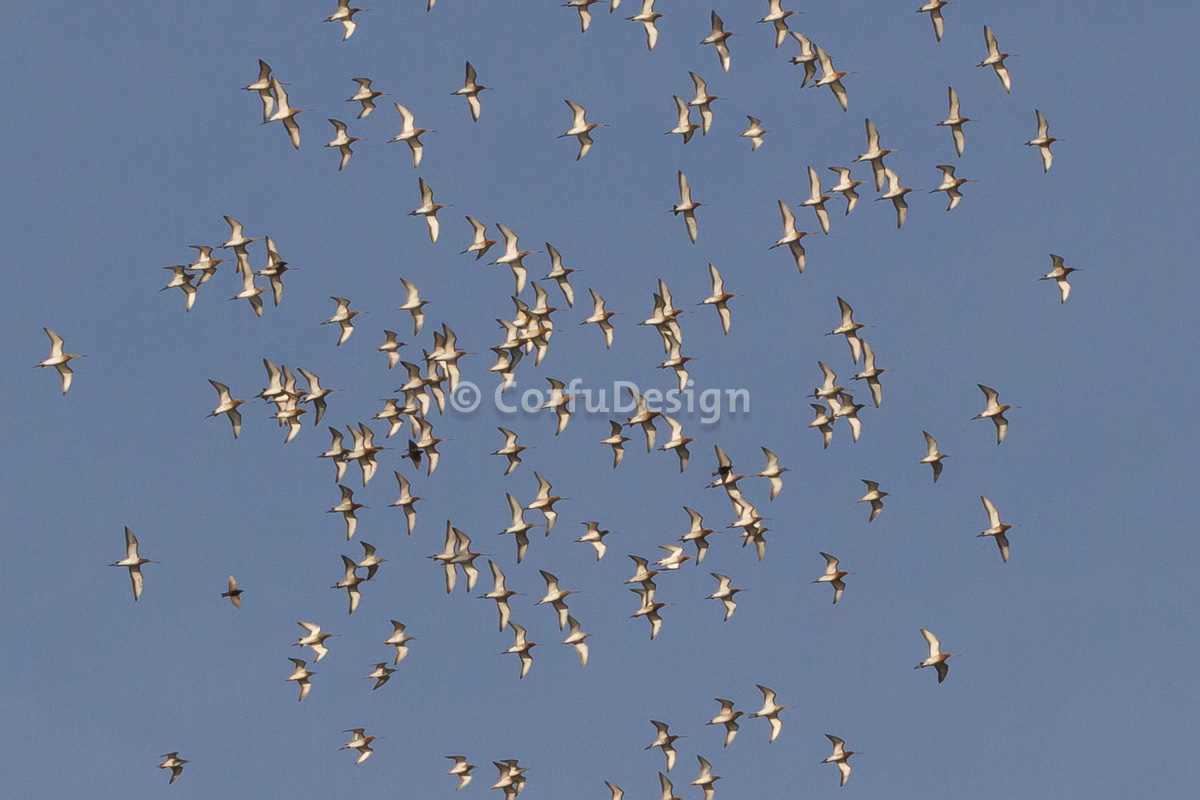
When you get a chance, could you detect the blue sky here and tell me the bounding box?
[1,0,1197,796]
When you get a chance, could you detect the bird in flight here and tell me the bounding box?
[109,527,154,600]
[915,628,958,682]
[36,328,84,394]
[1040,253,1079,303]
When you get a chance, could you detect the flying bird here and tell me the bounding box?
[503,622,538,679]
[973,384,1017,444]
[813,45,851,111]
[206,380,247,438]
[157,753,189,785]
[559,100,606,159]
[852,340,888,407]
[700,11,735,73]
[325,0,364,41]
[917,0,951,42]
[919,431,948,482]
[481,560,521,631]
[322,297,364,346]
[698,263,736,334]
[500,493,539,563]
[328,484,365,540]
[707,699,743,747]
[858,480,888,522]
[828,392,865,443]
[809,403,834,449]
[931,164,974,211]
[347,77,386,118]
[582,289,618,348]
[229,255,267,316]
[687,72,723,135]
[221,575,243,608]
[827,167,865,215]
[266,78,305,149]
[787,31,819,85]
[491,223,541,295]
[915,628,957,682]
[452,61,487,121]
[813,552,851,603]
[528,472,567,535]
[543,242,578,306]
[186,244,226,286]
[876,167,916,228]
[827,297,868,363]
[757,0,799,49]
[244,60,277,122]
[801,165,832,234]
[660,415,693,472]
[383,619,415,664]
[647,720,683,771]
[492,427,530,475]
[325,119,359,170]
[600,420,629,467]
[979,496,1014,562]
[665,96,700,143]
[410,178,446,244]
[160,266,197,311]
[462,217,498,261]
[286,658,315,700]
[294,621,337,662]
[446,756,476,791]
[386,103,433,168]
[340,729,379,765]
[1040,253,1079,303]
[365,662,396,690]
[576,521,613,560]
[627,0,663,51]
[564,0,603,33]
[739,116,768,150]
[690,755,721,800]
[109,527,154,600]
[36,328,84,394]
[398,278,429,335]
[562,614,591,666]
[937,86,973,157]
[748,685,788,742]
[822,734,858,786]
[757,447,788,500]
[680,506,714,563]
[978,26,1015,93]
[1025,109,1059,172]
[854,118,895,191]
[770,200,812,272]
[707,573,742,621]
[536,569,576,630]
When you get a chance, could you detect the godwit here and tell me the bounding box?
[973,384,1017,444]
[1025,109,1059,172]
[748,685,788,742]
[915,628,957,682]
[36,328,84,394]
[979,495,1014,562]
[919,431,948,482]
[701,11,736,73]
[1040,253,1079,303]
[813,552,852,603]
[937,86,973,157]
[822,734,859,786]
[978,26,1015,93]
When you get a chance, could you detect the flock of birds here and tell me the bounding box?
[31,0,1078,792]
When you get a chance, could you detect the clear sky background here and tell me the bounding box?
[1,0,1197,796]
